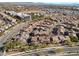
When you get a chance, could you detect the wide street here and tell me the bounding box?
[6,46,79,56]
[0,12,31,47]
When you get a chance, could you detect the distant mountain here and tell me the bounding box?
[0,2,48,6]
[0,2,79,7]
[47,2,79,7]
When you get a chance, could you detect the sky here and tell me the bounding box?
[0,0,79,3]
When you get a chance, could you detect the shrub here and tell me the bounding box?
[4,40,26,52]
[64,40,73,46]
[69,36,79,42]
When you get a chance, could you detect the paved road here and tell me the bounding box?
[6,46,79,56]
[0,12,33,48]
[0,22,28,47]
[0,12,31,47]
